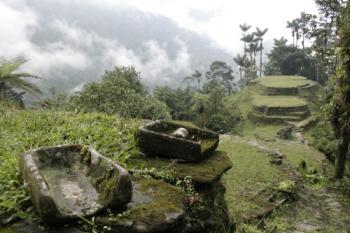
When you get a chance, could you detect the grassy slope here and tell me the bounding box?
[0,106,140,219]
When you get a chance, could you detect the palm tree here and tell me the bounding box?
[233,54,247,88]
[287,19,301,48]
[183,70,202,90]
[255,27,268,77]
[239,23,252,56]
[0,57,42,95]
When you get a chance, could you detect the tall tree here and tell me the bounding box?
[330,1,349,179]
[287,19,301,48]
[205,61,235,95]
[255,27,269,77]
[233,54,247,88]
[239,23,252,57]
[183,70,202,90]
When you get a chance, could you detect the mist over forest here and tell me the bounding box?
[1,0,234,93]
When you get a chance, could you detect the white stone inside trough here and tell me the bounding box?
[171,127,189,138]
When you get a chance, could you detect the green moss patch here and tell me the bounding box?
[127,151,232,184]
[96,177,185,232]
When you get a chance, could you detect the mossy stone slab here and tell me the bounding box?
[128,151,232,184]
[136,121,219,162]
[19,145,132,224]
[0,221,84,233]
[96,177,185,233]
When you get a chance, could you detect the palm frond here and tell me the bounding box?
[0,57,26,79]
[0,57,42,95]
[6,78,42,94]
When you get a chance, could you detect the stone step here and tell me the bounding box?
[267,111,310,118]
[250,113,307,124]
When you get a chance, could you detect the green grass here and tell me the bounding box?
[269,141,326,171]
[252,95,308,107]
[0,106,141,220]
[258,76,314,88]
[242,124,284,141]
[219,136,289,222]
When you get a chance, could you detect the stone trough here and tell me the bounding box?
[136,120,219,162]
[10,122,233,233]
[19,145,132,224]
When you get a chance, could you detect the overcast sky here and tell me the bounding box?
[0,0,319,92]
[112,0,319,53]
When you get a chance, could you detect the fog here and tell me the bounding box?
[0,0,317,92]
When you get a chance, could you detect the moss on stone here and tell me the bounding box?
[127,151,232,184]
[96,177,185,231]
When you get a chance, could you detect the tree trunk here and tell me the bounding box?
[259,41,263,77]
[335,135,349,179]
[239,68,242,88]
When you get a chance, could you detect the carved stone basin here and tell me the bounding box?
[19,145,132,224]
[136,121,219,162]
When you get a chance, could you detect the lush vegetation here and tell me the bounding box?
[154,61,242,133]
[329,0,350,179]
[0,105,140,221]
[0,57,41,108]
[43,66,171,120]
[2,0,350,232]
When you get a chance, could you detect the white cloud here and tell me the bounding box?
[76,0,318,53]
[0,0,320,92]
[0,1,37,58]
[0,1,193,89]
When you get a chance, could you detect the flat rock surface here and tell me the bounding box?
[96,177,185,233]
[1,177,185,233]
[128,151,232,184]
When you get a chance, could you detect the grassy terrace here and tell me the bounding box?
[257,76,314,88]
[252,95,308,107]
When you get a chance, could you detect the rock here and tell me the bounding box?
[136,121,219,162]
[128,151,232,185]
[96,177,185,233]
[267,150,285,162]
[295,220,321,232]
[277,180,296,195]
[243,189,287,221]
[184,181,232,233]
[270,158,283,165]
[19,145,132,224]
[277,126,293,139]
[171,128,189,138]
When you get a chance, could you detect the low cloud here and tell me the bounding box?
[0,1,194,93]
